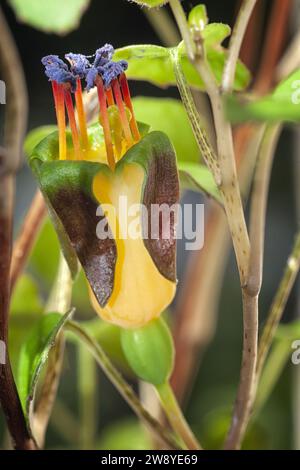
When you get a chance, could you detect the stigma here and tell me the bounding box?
[41,45,140,169]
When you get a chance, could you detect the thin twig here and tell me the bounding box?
[169,2,250,284]
[170,47,221,184]
[156,382,201,450]
[225,124,282,449]
[144,7,180,47]
[10,191,46,290]
[66,321,183,451]
[255,0,293,94]
[256,232,300,380]
[169,0,195,60]
[171,0,266,404]
[222,0,258,93]
[32,254,72,448]
[0,7,35,450]
[276,29,300,81]
[247,125,282,298]
[0,177,35,450]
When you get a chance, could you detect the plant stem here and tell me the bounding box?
[156,382,201,451]
[256,231,300,381]
[169,0,195,59]
[66,321,183,450]
[247,125,282,297]
[144,7,180,47]
[171,47,221,185]
[0,6,35,450]
[222,0,258,93]
[32,254,72,448]
[10,191,46,290]
[170,0,250,284]
[78,343,97,449]
[0,176,35,450]
[225,124,281,450]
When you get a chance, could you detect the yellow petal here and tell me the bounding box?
[91,162,176,328]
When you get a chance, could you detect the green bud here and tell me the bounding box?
[121,317,174,385]
[129,0,168,7]
[188,5,208,31]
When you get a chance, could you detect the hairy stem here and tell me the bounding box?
[171,47,221,184]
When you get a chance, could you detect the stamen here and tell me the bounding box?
[96,76,115,170]
[52,81,67,161]
[75,78,89,150]
[106,87,115,107]
[64,86,81,160]
[112,79,133,147]
[119,73,140,142]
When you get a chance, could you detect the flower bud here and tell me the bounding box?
[121,317,174,385]
[188,5,208,31]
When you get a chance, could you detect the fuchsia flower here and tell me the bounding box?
[30,45,179,328]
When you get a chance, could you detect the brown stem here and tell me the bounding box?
[0,176,35,450]
[171,0,266,404]
[224,125,282,449]
[0,7,36,450]
[255,0,292,94]
[10,191,46,290]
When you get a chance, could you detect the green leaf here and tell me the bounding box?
[10,274,44,317]
[114,42,250,91]
[132,97,200,163]
[17,310,74,422]
[9,0,90,34]
[202,23,231,48]
[178,162,222,204]
[225,69,300,123]
[24,126,57,158]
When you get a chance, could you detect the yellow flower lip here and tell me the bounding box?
[91,162,176,329]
